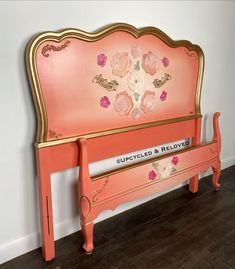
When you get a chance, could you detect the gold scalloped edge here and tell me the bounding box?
[25,23,204,146]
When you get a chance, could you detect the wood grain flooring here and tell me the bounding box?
[1,165,235,269]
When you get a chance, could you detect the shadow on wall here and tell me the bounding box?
[201,113,215,144]
[200,113,217,179]
[19,34,40,238]
[51,168,80,239]
[21,33,82,236]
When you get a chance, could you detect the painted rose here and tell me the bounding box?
[132,107,141,120]
[148,170,157,180]
[127,71,145,95]
[162,56,169,67]
[114,91,134,116]
[110,52,132,78]
[140,91,157,113]
[171,156,179,166]
[97,53,107,67]
[160,90,167,101]
[141,51,159,76]
[100,96,111,108]
[131,46,142,58]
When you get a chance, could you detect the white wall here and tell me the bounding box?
[1,0,235,264]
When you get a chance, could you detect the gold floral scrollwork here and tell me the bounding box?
[93,74,119,92]
[48,129,62,139]
[153,73,172,88]
[41,40,70,57]
[92,177,109,202]
[184,48,197,58]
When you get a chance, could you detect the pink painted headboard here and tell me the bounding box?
[26,24,204,148]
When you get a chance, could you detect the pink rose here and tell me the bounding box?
[110,52,132,78]
[171,156,179,166]
[160,90,167,101]
[141,51,159,76]
[140,91,157,113]
[97,53,107,67]
[148,170,157,180]
[132,107,141,120]
[162,56,169,67]
[100,96,110,108]
[131,46,142,58]
[114,91,134,116]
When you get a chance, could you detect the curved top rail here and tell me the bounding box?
[26,23,204,147]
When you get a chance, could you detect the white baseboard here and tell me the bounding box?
[221,155,235,169]
[1,155,235,264]
[199,155,235,179]
[0,232,40,265]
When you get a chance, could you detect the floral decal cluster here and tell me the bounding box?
[148,156,179,181]
[93,46,172,119]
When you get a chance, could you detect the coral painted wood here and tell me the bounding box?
[26,24,221,261]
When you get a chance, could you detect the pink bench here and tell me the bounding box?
[26,23,221,261]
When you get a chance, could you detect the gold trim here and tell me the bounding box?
[41,40,70,57]
[35,115,202,148]
[26,23,204,146]
[48,129,62,139]
[92,142,214,181]
[93,74,119,92]
[153,73,172,88]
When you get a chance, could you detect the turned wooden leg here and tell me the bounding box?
[189,175,199,193]
[212,112,221,190]
[212,161,221,190]
[36,148,55,261]
[81,221,94,254]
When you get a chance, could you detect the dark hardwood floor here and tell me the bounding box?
[1,165,235,269]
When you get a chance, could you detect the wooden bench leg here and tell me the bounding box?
[81,221,94,254]
[36,148,55,261]
[189,175,199,193]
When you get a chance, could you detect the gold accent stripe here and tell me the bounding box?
[35,115,202,148]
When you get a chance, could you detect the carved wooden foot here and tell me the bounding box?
[81,221,94,254]
[212,161,221,190]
